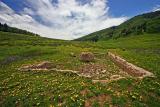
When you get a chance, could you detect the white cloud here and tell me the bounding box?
[152,5,160,12]
[0,0,127,40]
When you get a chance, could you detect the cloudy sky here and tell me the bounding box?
[0,0,160,40]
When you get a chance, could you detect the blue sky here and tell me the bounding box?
[108,0,160,17]
[0,0,159,40]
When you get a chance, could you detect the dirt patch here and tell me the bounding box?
[78,63,107,78]
[19,61,56,71]
[80,89,91,96]
[85,94,111,107]
[108,52,154,78]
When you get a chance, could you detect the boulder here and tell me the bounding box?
[79,52,94,62]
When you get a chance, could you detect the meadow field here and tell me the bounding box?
[0,31,160,107]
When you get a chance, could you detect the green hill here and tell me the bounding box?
[76,11,160,41]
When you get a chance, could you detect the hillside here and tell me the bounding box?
[0,23,39,37]
[76,11,160,41]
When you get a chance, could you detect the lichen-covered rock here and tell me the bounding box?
[79,52,94,62]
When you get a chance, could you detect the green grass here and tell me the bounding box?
[97,33,160,49]
[0,31,160,107]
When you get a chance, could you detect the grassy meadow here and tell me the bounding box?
[0,31,160,107]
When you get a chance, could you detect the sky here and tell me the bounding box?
[0,0,160,40]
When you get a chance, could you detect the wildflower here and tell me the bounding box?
[37,103,40,105]
[132,95,136,99]
[71,97,75,102]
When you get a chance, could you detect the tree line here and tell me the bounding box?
[0,23,39,36]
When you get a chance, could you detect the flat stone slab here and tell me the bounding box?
[92,75,126,83]
[108,52,154,78]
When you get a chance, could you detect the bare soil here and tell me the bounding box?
[85,94,112,107]
[80,89,91,96]
[78,63,107,78]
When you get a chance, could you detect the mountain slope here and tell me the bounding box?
[76,11,160,41]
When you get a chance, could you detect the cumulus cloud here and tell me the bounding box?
[152,5,160,12]
[0,0,127,40]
